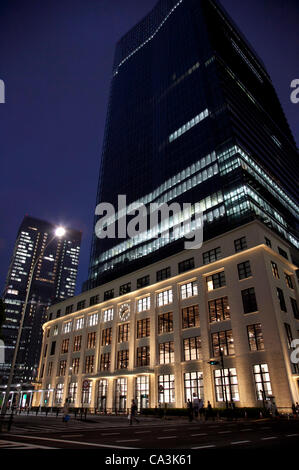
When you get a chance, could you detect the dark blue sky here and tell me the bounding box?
[0,0,298,295]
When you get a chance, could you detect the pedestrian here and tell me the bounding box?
[192,394,200,419]
[129,399,139,425]
[292,403,297,418]
[62,399,70,423]
[187,399,193,422]
[205,401,214,421]
[198,399,204,421]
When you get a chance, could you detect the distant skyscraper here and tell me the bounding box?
[84,0,298,291]
[1,215,81,383]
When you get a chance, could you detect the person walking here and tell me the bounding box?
[62,399,70,424]
[205,401,214,421]
[192,394,200,420]
[129,399,139,425]
[187,399,193,422]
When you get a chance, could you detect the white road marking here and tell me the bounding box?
[218,431,232,434]
[134,431,151,434]
[192,445,216,449]
[101,432,120,436]
[116,439,141,443]
[261,437,277,440]
[286,434,299,437]
[241,428,253,431]
[157,436,177,439]
[231,440,251,445]
[191,433,208,436]
[8,434,139,449]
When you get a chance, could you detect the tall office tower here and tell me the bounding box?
[84,0,298,291]
[1,216,81,383]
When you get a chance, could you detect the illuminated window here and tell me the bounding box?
[206,272,226,291]
[208,297,230,322]
[247,324,264,351]
[118,323,129,343]
[117,350,129,369]
[158,312,173,334]
[184,371,204,402]
[183,337,201,361]
[75,317,84,330]
[253,364,272,400]
[214,368,239,402]
[87,332,96,349]
[63,321,72,334]
[137,296,151,312]
[180,281,198,299]
[136,346,150,366]
[61,339,69,354]
[73,335,82,352]
[101,327,112,346]
[158,374,175,403]
[159,341,174,364]
[157,289,173,307]
[103,308,114,322]
[88,312,99,327]
[212,330,234,356]
[100,353,110,371]
[271,262,279,279]
[182,305,200,328]
[136,318,150,338]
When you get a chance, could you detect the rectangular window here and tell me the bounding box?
[118,323,130,343]
[234,237,247,252]
[55,384,64,404]
[53,325,58,336]
[43,344,48,357]
[278,247,288,259]
[58,360,67,376]
[84,355,94,373]
[277,287,287,312]
[184,371,204,402]
[156,267,171,282]
[247,324,264,351]
[242,287,258,313]
[65,305,73,315]
[82,381,92,404]
[290,298,299,320]
[72,357,80,374]
[89,294,99,306]
[68,382,77,404]
[101,327,112,346]
[56,309,61,319]
[158,312,173,334]
[103,289,114,301]
[203,247,221,264]
[61,338,69,354]
[180,281,198,299]
[158,374,175,403]
[87,332,96,349]
[63,321,72,334]
[100,353,110,371]
[178,258,195,274]
[117,350,129,369]
[208,297,230,322]
[157,289,173,307]
[285,273,294,289]
[159,342,174,364]
[264,237,272,248]
[253,364,272,400]
[137,275,150,289]
[271,262,279,279]
[212,330,234,356]
[206,271,226,291]
[119,282,131,296]
[50,341,56,356]
[47,361,53,376]
[284,323,293,349]
[214,368,239,402]
[103,308,114,322]
[75,317,84,330]
[182,305,200,328]
[137,296,151,312]
[77,300,86,311]
[238,261,252,279]
[136,318,150,338]
[136,346,150,366]
[183,337,201,361]
[88,312,99,327]
[73,335,82,352]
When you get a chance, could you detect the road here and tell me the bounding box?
[1,414,299,451]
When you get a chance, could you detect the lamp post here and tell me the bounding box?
[1,227,66,416]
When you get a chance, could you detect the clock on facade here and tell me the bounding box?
[119,303,130,321]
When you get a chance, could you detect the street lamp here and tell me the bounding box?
[1,226,66,416]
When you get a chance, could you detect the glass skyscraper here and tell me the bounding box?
[2,216,81,383]
[85,0,298,291]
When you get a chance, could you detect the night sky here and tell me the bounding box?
[0,0,298,295]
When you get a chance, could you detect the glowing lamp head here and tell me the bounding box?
[55,226,66,237]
